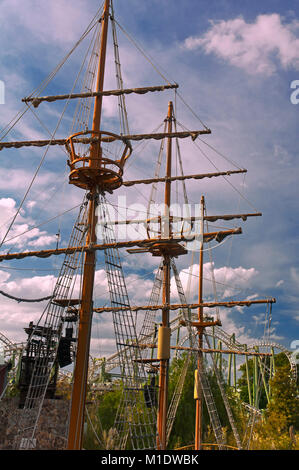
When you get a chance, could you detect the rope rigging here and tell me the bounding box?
[0,6,106,249]
[0,5,104,143]
[0,290,53,303]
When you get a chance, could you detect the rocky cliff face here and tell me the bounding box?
[0,397,70,450]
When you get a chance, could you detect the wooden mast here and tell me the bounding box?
[157,101,173,450]
[67,0,110,450]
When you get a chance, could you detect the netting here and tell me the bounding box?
[14,200,89,449]
[97,193,159,450]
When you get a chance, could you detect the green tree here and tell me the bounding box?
[167,353,244,449]
[167,353,196,448]
[251,365,299,450]
[237,352,291,410]
[266,365,299,430]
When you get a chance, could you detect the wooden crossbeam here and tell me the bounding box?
[93,298,276,313]
[128,344,272,357]
[198,347,272,356]
[99,211,261,227]
[179,319,222,328]
[123,169,247,187]
[22,84,179,107]
[0,228,241,262]
[0,130,211,151]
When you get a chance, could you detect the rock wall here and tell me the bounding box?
[0,397,70,450]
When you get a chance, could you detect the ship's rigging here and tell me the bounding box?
[0,0,284,451]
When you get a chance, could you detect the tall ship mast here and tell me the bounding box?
[0,0,291,452]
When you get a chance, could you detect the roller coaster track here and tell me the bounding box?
[206,328,297,381]
[0,332,14,348]
[246,340,297,381]
[0,336,25,359]
[204,332,243,449]
[92,283,297,450]
[97,318,297,385]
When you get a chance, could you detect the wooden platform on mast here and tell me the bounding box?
[133,358,160,364]
[179,319,222,328]
[53,298,80,307]
[127,239,188,257]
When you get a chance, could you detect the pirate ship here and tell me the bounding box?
[0,0,294,451]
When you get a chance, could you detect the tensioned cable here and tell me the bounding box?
[204,202,220,321]
[8,104,71,245]
[0,166,77,235]
[0,19,100,261]
[123,139,251,224]
[0,162,71,233]
[125,121,165,171]
[16,25,102,245]
[0,148,56,248]
[26,6,104,100]
[114,18,210,131]
[176,119,242,170]
[121,172,250,231]
[104,200,238,253]
[193,144,257,212]
[113,18,171,84]
[0,252,252,300]
[219,171,247,298]
[196,135,243,170]
[70,20,101,135]
[175,89,209,130]
[0,8,103,142]
[20,202,90,444]
[244,305,272,447]
[111,1,130,136]
[179,268,258,294]
[1,203,81,246]
[85,405,105,448]
[25,104,69,158]
[176,121,258,211]
[0,16,106,249]
[113,19,211,130]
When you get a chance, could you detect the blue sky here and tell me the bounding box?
[0,0,298,361]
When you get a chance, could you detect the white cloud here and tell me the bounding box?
[0,271,57,342]
[0,270,10,284]
[0,197,57,249]
[0,0,93,48]
[27,234,57,247]
[290,267,299,285]
[173,262,258,302]
[183,14,299,75]
[0,167,61,193]
[26,200,37,211]
[0,265,155,352]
